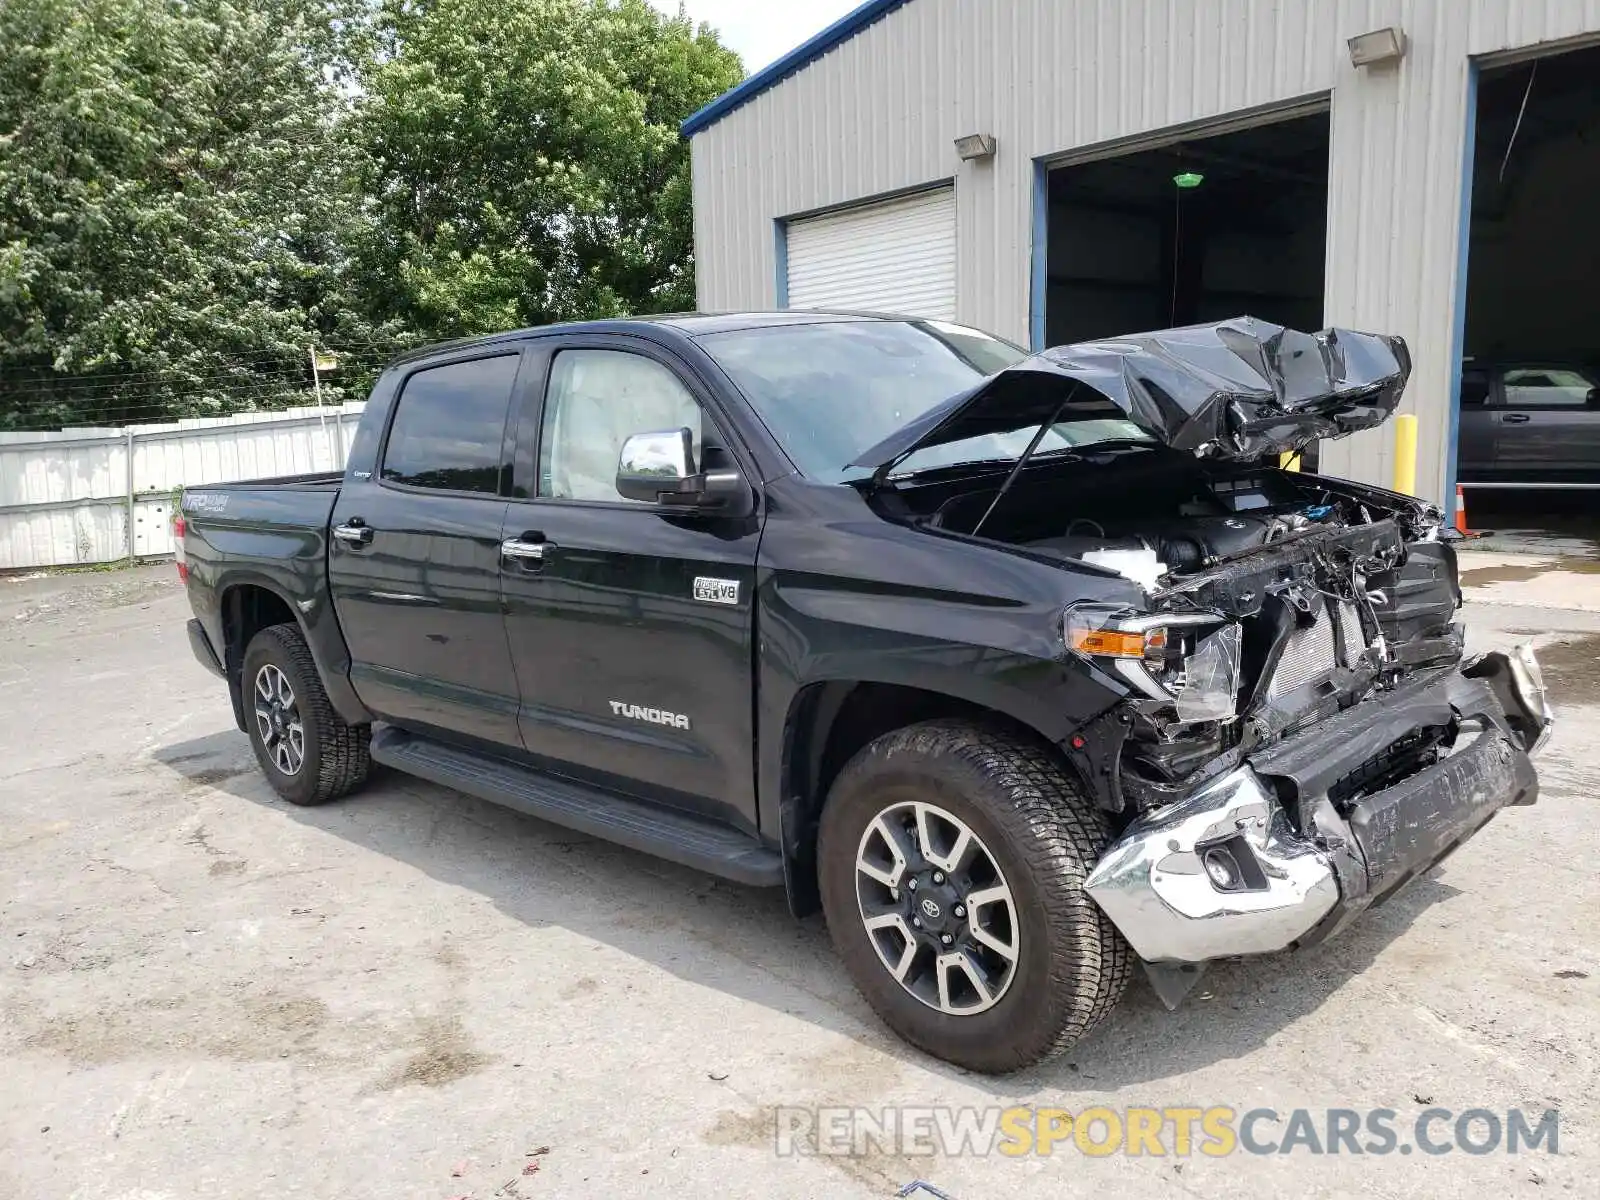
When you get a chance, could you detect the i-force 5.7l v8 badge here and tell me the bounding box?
[693,577,740,605]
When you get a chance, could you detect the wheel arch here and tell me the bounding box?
[215,577,369,731]
[214,581,299,731]
[777,679,1085,917]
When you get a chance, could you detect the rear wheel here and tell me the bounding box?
[241,623,370,806]
[818,719,1132,1073]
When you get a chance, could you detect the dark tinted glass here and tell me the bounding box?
[1460,370,1490,406]
[382,354,519,493]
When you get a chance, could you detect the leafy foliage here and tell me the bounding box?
[358,0,741,339]
[0,0,742,429]
[0,0,401,427]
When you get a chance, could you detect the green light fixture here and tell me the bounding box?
[1173,171,1205,189]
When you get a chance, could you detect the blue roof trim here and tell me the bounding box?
[681,0,916,137]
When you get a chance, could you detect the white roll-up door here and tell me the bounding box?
[784,187,956,320]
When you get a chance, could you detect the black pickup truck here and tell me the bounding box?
[180,312,1553,1073]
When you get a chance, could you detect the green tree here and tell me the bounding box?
[356,0,742,340]
[0,0,399,429]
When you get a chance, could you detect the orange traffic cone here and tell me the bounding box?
[1454,485,1475,536]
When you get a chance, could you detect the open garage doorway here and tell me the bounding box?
[1041,110,1330,348]
[1457,42,1600,550]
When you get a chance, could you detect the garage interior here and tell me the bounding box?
[1459,41,1600,544]
[1042,111,1330,348]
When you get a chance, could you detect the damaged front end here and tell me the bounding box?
[1085,658,1548,996]
[1075,512,1554,1002]
[1067,489,1463,816]
[851,315,1555,999]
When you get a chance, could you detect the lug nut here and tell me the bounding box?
[906,878,918,891]
[940,933,953,945]
[953,904,966,918]
[911,917,922,929]
[931,871,945,884]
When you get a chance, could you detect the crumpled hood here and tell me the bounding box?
[848,317,1411,477]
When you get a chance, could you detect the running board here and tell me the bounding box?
[370,727,784,887]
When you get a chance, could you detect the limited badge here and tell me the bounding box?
[693,577,740,605]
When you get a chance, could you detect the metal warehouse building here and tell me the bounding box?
[683,0,1600,505]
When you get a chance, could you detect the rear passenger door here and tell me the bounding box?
[498,338,763,833]
[329,348,528,746]
[1494,366,1600,482]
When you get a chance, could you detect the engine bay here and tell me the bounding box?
[881,446,1463,810]
[919,449,1411,585]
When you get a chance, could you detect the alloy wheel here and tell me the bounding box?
[854,800,1019,1015]
[253,663,306,777]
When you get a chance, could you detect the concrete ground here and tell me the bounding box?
[1459,490,1600,558]
[1,558,1595,1199]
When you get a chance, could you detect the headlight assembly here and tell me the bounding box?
[1064,603,1242,722]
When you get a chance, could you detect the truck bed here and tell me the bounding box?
[180,474,344,605]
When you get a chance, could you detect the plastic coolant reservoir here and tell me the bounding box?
[1080,546,1168,593]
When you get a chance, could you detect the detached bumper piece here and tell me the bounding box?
[1085,648,1548,982]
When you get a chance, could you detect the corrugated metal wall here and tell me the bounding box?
[0,404,363,570]
[690,0,1600,500]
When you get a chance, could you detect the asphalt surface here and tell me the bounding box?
[1,560,1595,1199]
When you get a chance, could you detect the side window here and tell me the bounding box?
[1459,370,1491,407]
[1503,367,1593,409]
[382,355,520,493]
[538,349,703,503]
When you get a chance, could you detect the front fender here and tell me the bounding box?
[753,569,1129,890]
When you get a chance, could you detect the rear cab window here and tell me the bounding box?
[382,354,521,494]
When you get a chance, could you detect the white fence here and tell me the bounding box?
[0,402,365,570]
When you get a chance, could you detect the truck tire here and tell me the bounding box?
[241,623,371,807]
[817,719,1132,1073]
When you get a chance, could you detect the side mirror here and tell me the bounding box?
[616,428,699,501]
[615,428,750,515]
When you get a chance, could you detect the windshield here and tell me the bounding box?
[697,318,1047,481]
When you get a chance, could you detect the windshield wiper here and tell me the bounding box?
[885,455,1024,480]
[1072,438,1157,455]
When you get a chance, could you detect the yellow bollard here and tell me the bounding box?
[1392,413,1418,496]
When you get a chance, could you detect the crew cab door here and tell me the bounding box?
[328,347,528,745]
[499,337,762,833]
[1492,366,1600,483]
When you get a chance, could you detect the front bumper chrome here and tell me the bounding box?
[1085,764,1338,964]
[1085,646,1546,968]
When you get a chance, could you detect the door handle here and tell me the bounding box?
[333,520,375,546]
[501,534,554,563]
[1501,413,1531,424]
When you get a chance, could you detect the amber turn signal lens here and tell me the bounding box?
[1068,628,1148,658]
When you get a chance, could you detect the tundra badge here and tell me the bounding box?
[693,577,740,605]
[609,702,691,730]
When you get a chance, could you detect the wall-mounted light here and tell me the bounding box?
[1347,27,1407,67]
[954,133,997,162]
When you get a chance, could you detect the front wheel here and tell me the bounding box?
[817,720,1132,1073]
[241,623,370,806]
